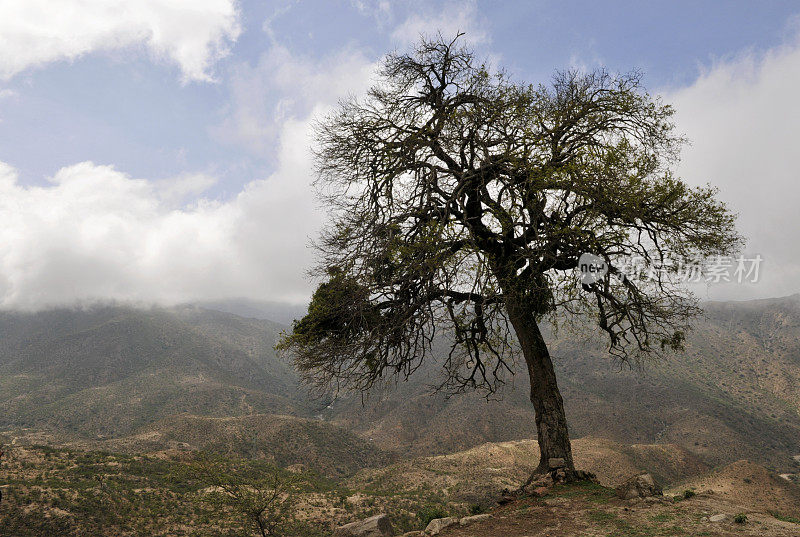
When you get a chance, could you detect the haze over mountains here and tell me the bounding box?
[1,294,799,478]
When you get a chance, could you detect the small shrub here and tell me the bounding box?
[417,505,448,527]
[734,513,747,524]
[682,489,695,499]
[468,504,486,515]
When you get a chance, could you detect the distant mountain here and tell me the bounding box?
[324,294,800,472]
[189,298,308,325]
[0,305,309,438]
[1,296,798,475]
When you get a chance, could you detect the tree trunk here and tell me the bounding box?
[505,295,575,475]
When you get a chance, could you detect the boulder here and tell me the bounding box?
[615,473,662,500]
[459,513,490,525]
[333,514,394,537]
[424,517,458,535]
[709,514,726,523]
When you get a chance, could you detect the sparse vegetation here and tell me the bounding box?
[179,453,301,537]
[771,511,800,524]
[416,504,450,527]
[469,503,487,515]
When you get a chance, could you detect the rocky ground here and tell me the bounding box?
[419,485,800,537]
[2,437,799,537]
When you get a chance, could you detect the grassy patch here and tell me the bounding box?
[771,511,800,524]
[588,509,618,522]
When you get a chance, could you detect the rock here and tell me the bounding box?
[615,473,663,500]
[333,514,394,537]
[400,532,423,537]
[548,457,566,468]
[497,491,516,505]
[573,470,599,482]
[424,517,458,535]
[709,514,726,523]
[531,486,550,497]
[459,514,490,525]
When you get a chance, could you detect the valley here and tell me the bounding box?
[1,296,799,535]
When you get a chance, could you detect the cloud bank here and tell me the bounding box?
[669,32,800,300]
[0,121,316,309]
[0,41,379,310]
[215,45,378,155]
[0,0,241,82]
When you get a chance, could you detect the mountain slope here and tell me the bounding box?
[326,295,800,472]
[1,296,799,476]
[0,306,307,438]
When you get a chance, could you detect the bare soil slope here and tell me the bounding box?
[673,459,800,518]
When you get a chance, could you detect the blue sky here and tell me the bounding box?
[0,0,799,308]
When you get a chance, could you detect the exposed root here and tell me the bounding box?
[514,468,598,497]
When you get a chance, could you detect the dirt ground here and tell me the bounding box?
[437,486,800,537]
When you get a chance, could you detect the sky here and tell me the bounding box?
[1,0,799,310]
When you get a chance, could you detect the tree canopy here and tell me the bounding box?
[279,35,741,402]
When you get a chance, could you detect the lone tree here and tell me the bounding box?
[181,454,299,537]
[279,35,741,479]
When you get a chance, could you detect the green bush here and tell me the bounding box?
[682,489,695,499]
[417,505,448,527]
[734,513,747,524]
[468,503,487,515]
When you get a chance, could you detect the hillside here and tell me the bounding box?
[326,294,800,472]
[2,438,798,537]
[98,413,394,477]
[0,306,308,439]
[1,296,799,479]
[672,459,800,518]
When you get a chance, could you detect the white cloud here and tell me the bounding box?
[390,0,488,46]
[154,172,219,206]
[0,41,379,311]
[669,33,800,300]
[0,121,317,309]
[349,0,393,27]
[0,0,241,82]
[214,44,378,155]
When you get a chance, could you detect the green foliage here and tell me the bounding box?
[416,504,449,527]
[770,511,800,524]
[278,267,377,352]
[468,503,487,515]
[682,489,696,499]
[178,453,301,537]
[734,513,748,524]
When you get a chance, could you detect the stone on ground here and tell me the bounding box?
[424,517,458,535]
[333,514,394,537]
[615,473,663,499]
[459,513,491,525]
